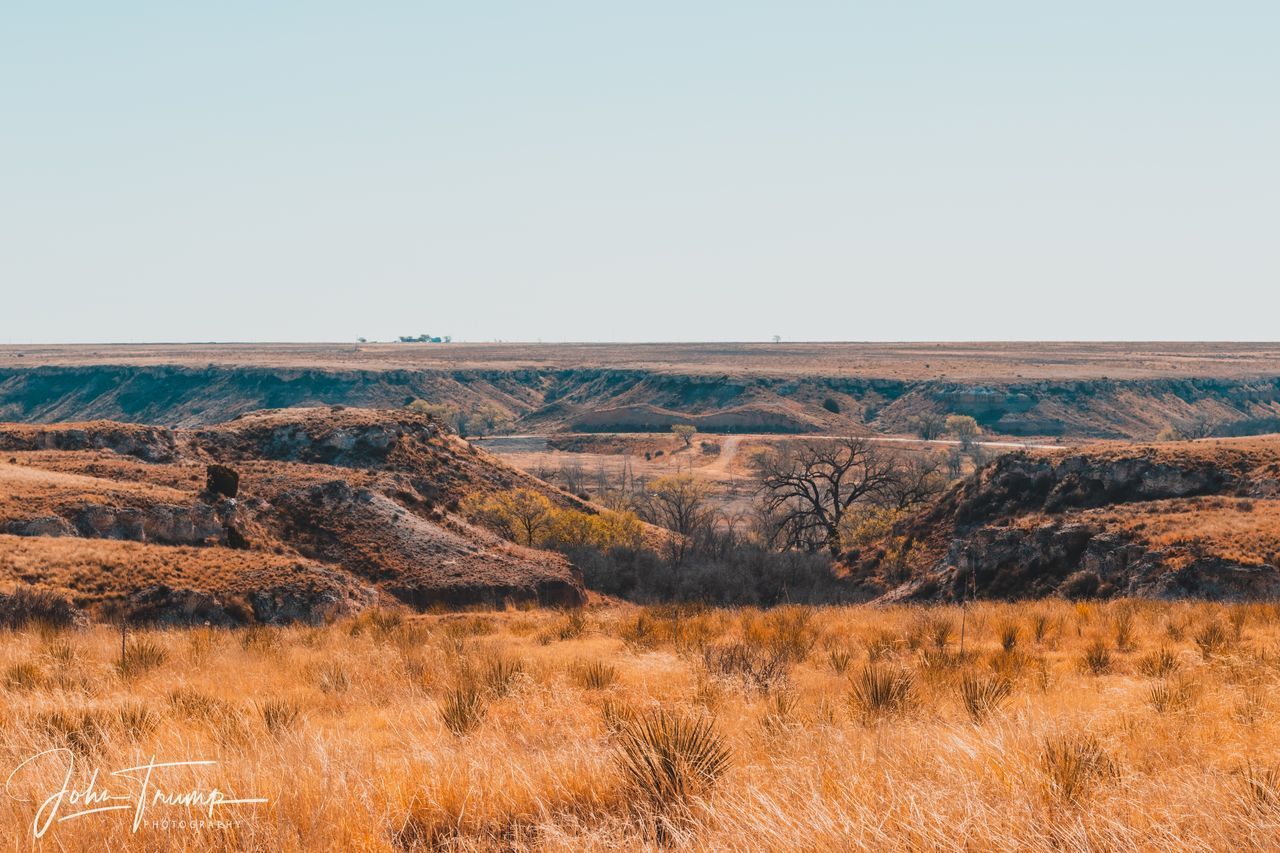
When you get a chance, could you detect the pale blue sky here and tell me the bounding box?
[3,2,1277,343]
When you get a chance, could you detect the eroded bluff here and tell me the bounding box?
[852,441,1280,602]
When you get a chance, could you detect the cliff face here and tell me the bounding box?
[853,439,1280,602]
[0,408,588,624]
[3,364,1280,439]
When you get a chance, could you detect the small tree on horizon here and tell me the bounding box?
[672,424,697,448]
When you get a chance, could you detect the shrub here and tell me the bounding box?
[464,490,645,552]
[1195,621,1233,658]
[574,660,618,691]
[960,673,1012,722]
[827,648,852,675]
[314,662,351,694]
[1136,647,1180,678]
[1078,638,1112,675]
[1040,733,1115,803]
[850,665,915,722]
[821,397,841,414]
[615,709,731,808]
[1147,677,1199,714]
[439,681,487,736]
[481,655,525,697]
[701,642,790,694]
[118,637,169,678]
[4,661,45,691]
[258,698,304,735]
[0,586,82,630]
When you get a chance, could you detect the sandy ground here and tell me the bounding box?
[7,341,1280,380]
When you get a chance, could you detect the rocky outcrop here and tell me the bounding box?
[858,442,1280,602]
[269,478,586,608]
[934,450,1234,527]
[0,421,178,461]
[0,407,589,622]
[206,464,239,498]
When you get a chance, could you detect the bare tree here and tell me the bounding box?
[881,451,948,510]
[753,437,903,555]
[1176,416,1218,440]
[639,474,715,562]
[558,459,586,495]
[912,414,946,441]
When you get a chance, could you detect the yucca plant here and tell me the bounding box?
[998,621,1020,652]
[116,701,162,740]
[760,689,800,733]
[438,681,487,736]
[1112,606,1136,652]
[1194,620,1232,658]
[1147,677,1198,714]
[600,696,638,734]
[574,660,618,691]
[557,609,587,640]
[928,616,954,651]
[960,672,1012,722]
[1078,638,1112,675]
[1030,612,1053,645]
[827,648,852,675]
[38,709,110,755]
[118,637,169,678]
[864,630,898,663]
[1040,732,1115,804]
[482,654,525,697]
[257,698,303,735]
[849,665,915,722]
[615,709,731,808]
[1135,647,1180,678]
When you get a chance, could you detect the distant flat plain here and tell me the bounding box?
[6,341,1280,380]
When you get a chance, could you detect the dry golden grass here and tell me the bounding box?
[4,599,1280,850]
[0,534,356,609]
[1093,497,1280,567]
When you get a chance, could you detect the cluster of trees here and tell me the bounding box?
[908,413,980,445]
[406,399,514,437]
[460,489,645,551]
[397,334,452,343]
[752,437,946,557]
[1156,416,1219,442]
[465,432,965,605]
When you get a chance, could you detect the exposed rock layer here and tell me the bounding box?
[0,408,588,623]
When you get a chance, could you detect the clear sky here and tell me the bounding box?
[3,2,1277,343]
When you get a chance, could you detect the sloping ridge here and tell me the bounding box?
[6,363,1280,439]
[0,407,587,624]
[851,437,1280,602]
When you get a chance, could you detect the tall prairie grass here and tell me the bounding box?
[1,599,1279,849]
